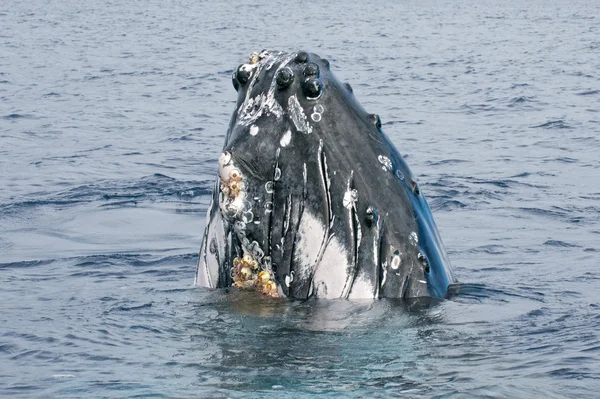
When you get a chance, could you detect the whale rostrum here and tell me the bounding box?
[196,50,456,299]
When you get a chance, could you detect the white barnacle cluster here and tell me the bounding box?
[343,188,358,210]
[378,155,392,172]
[311,104,324,122]
[280,129,292,147]
[218,151,247,224]
[288,95,313,134]
[409,231,418,247]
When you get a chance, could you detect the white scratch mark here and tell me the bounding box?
[288,95,313,134]
[280,129,292,147]
[343,189,358,209]
[378,155,392,171]
[409,231,418,246]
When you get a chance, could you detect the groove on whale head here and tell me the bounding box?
[196,50,456,300]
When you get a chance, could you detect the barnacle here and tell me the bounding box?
[231,256,279,297]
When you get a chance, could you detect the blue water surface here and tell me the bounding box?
[1,0,599,397]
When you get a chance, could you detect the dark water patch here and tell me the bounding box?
[459,103,500,114]
[2,113,34,120]
[468,244,506,255]
[542,156,578,164]
[130,325,163,334]
[71,252,196,269]
[429,198,466,211]
[382,119,424,126]
[426,159,470,166]
[466,176,546,190]
[518,207,569,220]
[165,133,198,142]
[116,303,153,312]
[531,119,573,129]
[543,240,581,248]
[99,200,139,207]
[508,96,541,109]
[576,90,599,96]
[0,259,55,269]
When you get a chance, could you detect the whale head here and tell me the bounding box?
[197,50,456,299]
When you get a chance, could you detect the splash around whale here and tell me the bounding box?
[196,50,456,299]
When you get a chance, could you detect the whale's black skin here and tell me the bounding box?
[196,50,456,299]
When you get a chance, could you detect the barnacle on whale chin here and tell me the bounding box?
[232,254,279,297]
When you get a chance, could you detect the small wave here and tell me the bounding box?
[382,119,424,126]
[459,103,499,114]
[116,303,153,312]
[426,159,470,166]
[519,207,568,220]
[531,120,573,129]
[2,113,34,120]
[429,198,466,211]
[467,176,546,189]
[542,156,578,164]
[468,244,506,255]
[576,90,599,96]
[543,240,581,248]
[510,96,536,104]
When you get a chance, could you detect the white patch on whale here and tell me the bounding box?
[378,155,392,171]
[249,125,259,136]
[196,197,227,288]
[312,234,350,299]
[288,95,313,134]
[343,188,358,209]
[348,275,375,299]
[236,54,293,127]
[409,231,418,246]
[280,129,292,147]
[293,211,325,283]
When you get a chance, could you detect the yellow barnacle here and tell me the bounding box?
[249,259,259,270]
[258,270,271,282]
[233,280,255,289]
[229,169,241,181]
[229,182,239,195]
[249,52,260,64]
[242,254,254,266]
[233,257,241,268]
[240,266,252,280]
[261,281,279,297]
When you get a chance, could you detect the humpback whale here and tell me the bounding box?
[196,50,456,299]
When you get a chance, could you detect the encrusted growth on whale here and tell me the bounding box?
[196,50,456,299]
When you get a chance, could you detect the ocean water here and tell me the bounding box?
[1,0,599,397]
